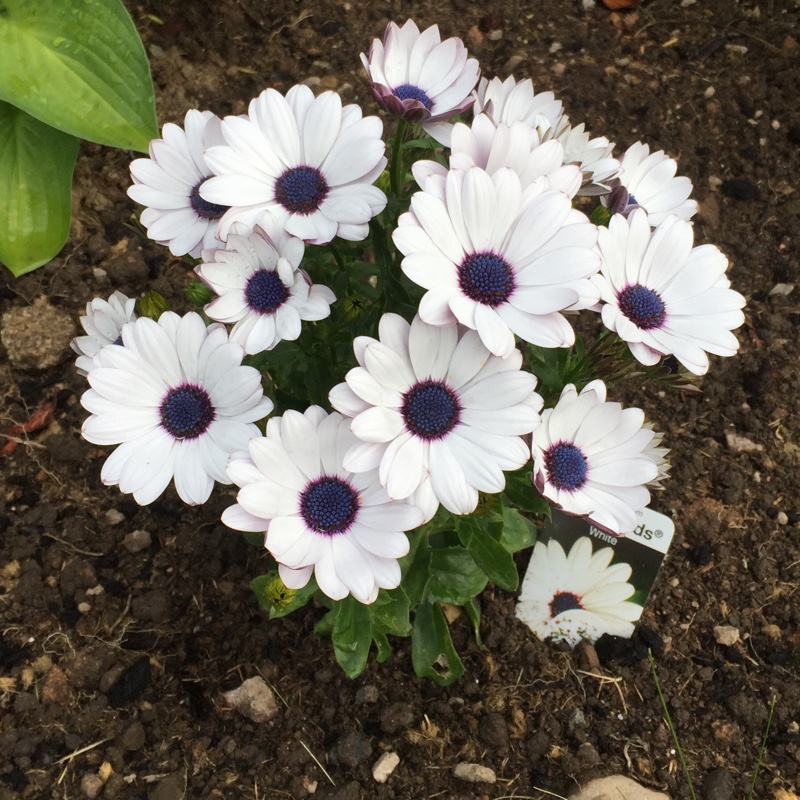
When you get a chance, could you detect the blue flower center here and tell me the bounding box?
[245,269,290,315]
[392,83,433,109]
[190,181,229,221]
[275,166,329,215]
[544,442,588,491]
[458,252,515,307]
[160,384,215,440]
[617,284,666,330]
[300,476,359,535]
[401,379,461,441]
[549,591,583,617]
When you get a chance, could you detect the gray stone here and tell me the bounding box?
[223,677,279,723]
[453,763,497,784]
[80,772,104,799]
[119,721,146,751]
[123,529,152,553]
[569,775,671,799]
[372,751,400,783]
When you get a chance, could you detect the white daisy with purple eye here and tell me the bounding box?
[392,166,600,358]
[196,222,336,355]
[516,537,642,647]
[593,209,745,375]
[411,113,582,198]
[531,380,661,535]
[200,85,387,246]
[472,75,563,138]
[360,19,480,140]
[328,313,542,517]
[602,142,697,225]
[128,110,229,258]
[71,291,137,375]
[548,116,620,196]
[80,312,273,506]
[222,407,424,605]
[470,76,619,195]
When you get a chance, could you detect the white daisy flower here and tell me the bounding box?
[516,536,643,647]
[412,113,582,198]
[72,291,137,375]
[196,222,336,355]
[392,166,600,358]
[201,85,388,245]
[128,110,228,258]
[548,116,619,196]
[360,19,480,143]
[593,209,746,375]
[222,406,424,605]
[472,75,563,139]
[80,312,273,506]
[531,380,661,535]
[470,76,619,194]
[603,142,697,225]
[328,313,543,517]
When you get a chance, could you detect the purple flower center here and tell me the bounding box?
[300,476,359,535]
[549,591,583,617]
[245,269,290,315]
[392,83,433,110]
[275,166,329,215]
[544,442,588,491]
[401,379,461,440]
[458,251,515,307]
[190,181,230,221]
[160,384,215,440]
[617,284,666,330]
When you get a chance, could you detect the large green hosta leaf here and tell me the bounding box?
[0,0,157,151]
[0,101,78,276]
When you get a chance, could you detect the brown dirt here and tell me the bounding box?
[1,1,799,798]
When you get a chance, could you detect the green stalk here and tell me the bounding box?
[748,695,776,799]
[649,650,697,800]
[389,118,408,197]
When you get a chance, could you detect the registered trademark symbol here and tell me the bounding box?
[654,529,663,538]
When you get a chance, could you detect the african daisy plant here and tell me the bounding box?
[74,19,745,683]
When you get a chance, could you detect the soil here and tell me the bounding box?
[1,0,799,799]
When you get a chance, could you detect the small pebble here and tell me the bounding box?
[714,625,740,646]
[105,509,125,526]
[453,763,496,784]
[223,677,278,723]
[80,773,104,799]
[776,511,789,525]
[372,752,400,783]
[123,530,151,553]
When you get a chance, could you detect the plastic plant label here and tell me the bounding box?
[516,508,674,648]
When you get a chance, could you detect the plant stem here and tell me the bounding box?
[748,694,776,799]
[649,650,697,800]
[390,118,408,196]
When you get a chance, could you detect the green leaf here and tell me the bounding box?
[503,466,552,515]
[0,0,157,151]
[401,533,432,607]
[455,516,518,591]
[372,630,392,663]
[370,586,411,637]
[411,601,464,686]
[427,546,487,605]
[0,101,78,276]
[463,597,483,648]
[331,596,373,679]
[499,505,539,553]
